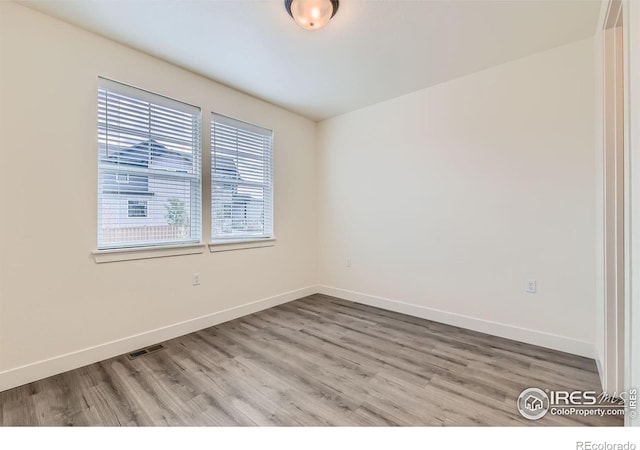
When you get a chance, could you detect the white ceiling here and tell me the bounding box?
[23,0,601,121]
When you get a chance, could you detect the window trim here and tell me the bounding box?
[93,243,206,264]
[208,238,276,253]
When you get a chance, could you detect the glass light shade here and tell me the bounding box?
[289,0,335,31]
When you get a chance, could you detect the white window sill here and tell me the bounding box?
[209,238,276,253]
[93,243,206,263]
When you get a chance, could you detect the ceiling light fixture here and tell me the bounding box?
[284,0,339,31]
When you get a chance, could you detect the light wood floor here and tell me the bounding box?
[0,294,622,426]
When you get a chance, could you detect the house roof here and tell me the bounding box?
[101,139,193,169]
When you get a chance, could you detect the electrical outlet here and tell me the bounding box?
[192,272,201,286]
[346,257,351,268]
[526,280,537,294]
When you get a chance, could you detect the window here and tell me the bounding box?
[98,78,202,250]
[211,114,273,242]
[127,200,148,218]
[115,173,129,184]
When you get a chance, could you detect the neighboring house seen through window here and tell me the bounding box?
[97,78,202,249]
[211,114,274,242]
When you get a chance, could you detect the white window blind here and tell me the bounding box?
[98,78,202,249]
[211,113,273,242]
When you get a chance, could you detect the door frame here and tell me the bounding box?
[601,0,625,395]
[624,0,640,427]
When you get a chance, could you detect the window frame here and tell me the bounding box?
[210,113,274,246]
[96,78,203,252]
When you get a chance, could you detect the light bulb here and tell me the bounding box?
[289,0,336,31]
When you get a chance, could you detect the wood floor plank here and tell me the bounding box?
[0,295,622,426]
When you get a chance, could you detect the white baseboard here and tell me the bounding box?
[317,285,595,359]
[0,286,317,393]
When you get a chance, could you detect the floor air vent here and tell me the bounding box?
[127,344,165,360]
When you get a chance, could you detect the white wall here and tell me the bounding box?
[0,2,317,390]
[317,38,597,356]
